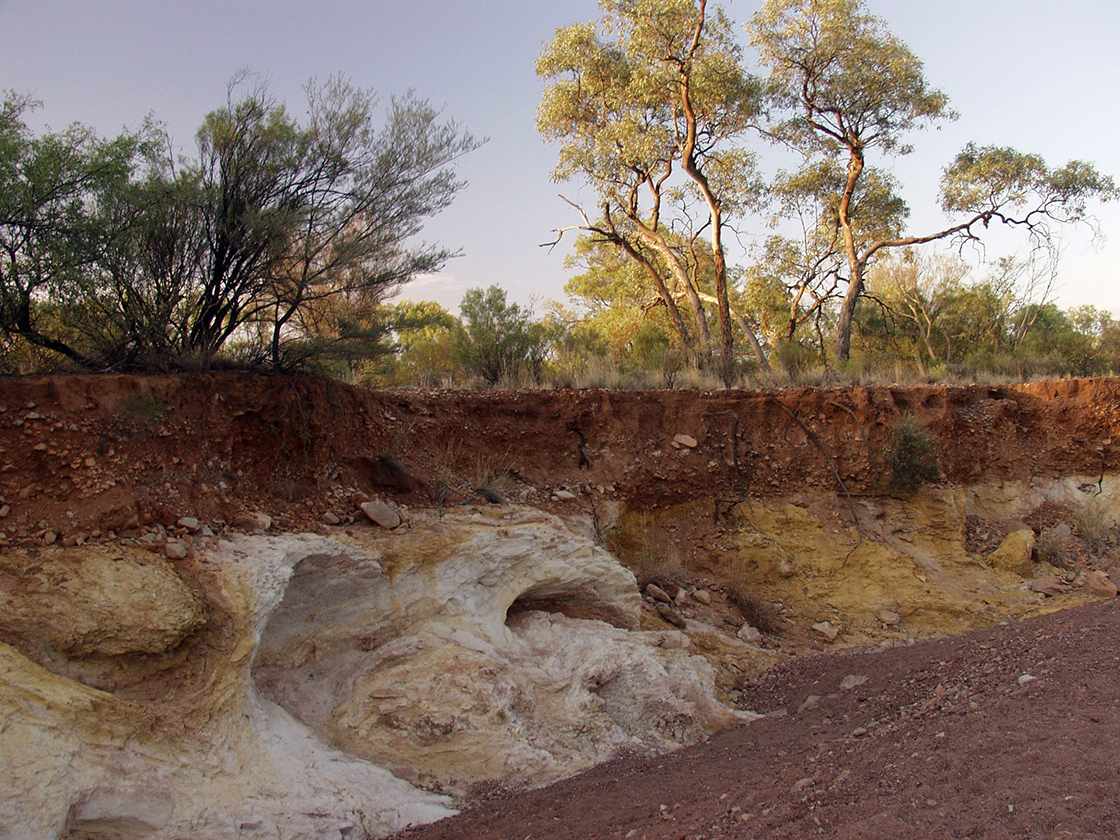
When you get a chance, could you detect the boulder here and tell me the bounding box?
[986,528,1036,577]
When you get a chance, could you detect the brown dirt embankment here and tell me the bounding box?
[0,374,1117,543]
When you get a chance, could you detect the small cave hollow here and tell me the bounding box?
[505,582,629,629]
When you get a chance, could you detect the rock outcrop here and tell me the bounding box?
[253,507,744,793]
[0,508,740,838]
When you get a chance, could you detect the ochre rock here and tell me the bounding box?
[986,529,1036,577]
[0,546,206,659]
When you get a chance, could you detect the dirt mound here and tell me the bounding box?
[395,596,1120,840]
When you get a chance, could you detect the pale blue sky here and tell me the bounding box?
[2,1,1117,315]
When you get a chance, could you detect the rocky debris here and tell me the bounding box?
[878,610,902,626]
[839,674,869,691]
[360,499,401,529]
[986,528,1036,576]
[1082,569,1119,598]
[321,511,342,526]
[692,588,712,605]
[672,434,698,449]
[552,489,577,501]
[164,541,188,560]
[177,516,200,532]
[645,583,672,604]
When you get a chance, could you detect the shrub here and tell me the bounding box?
[885,414,940,494]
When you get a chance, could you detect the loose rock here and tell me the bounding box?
[645,583,672,604]
[692,588,712,606]
[812,621,841,641]
[1083,569,1119,599]
[737,624,763,645]
[233,511,272,533]
[656,603,688,629]
[1027,575,1068,597]
[360,500,401,529]
[878,610,901,626]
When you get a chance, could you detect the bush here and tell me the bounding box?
[885,415,940,494]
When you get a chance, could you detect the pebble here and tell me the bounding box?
[673,434,698,448]
[165,543,188,560]
[692,588,712,605]
[645,583,672,604]
[321,511,341,526]
[177,516,201,532]
[0,505,8,518]
[878,610,901,626]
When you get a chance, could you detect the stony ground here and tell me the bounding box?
[395,596,1120,840]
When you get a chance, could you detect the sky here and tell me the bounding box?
[1,0,1118,317]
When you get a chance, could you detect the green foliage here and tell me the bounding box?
[885,415,940,494]
[537,0,769,365]
[0,77,479,372]
[454,286,555,386]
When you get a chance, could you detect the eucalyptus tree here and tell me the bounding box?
[750,0,1118,361]
[538,0,771,371]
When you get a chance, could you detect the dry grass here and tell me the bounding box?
[725,582,783,635]
[1075,498,1113,556]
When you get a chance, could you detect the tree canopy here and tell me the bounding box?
[536,0,1117,371]
[0,76,479,371]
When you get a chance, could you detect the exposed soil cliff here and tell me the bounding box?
[1,373,1117,541]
